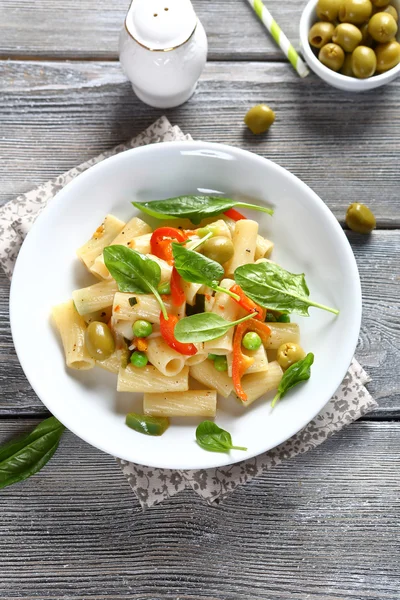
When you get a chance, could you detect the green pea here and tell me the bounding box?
[208,353,218,361]
[265,312,277,322]
[158,282,171,295]
[278,314,291,323]
[242,332,262,351]
[214,356,228,372]
[133,319,153,338]
[130,351,148,368]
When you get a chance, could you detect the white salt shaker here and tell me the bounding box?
[119,0,208,109]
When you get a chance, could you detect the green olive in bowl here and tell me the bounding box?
[339,0,373,24]
[333,23,363,51]
[317,0,342,21]
[309,21,335,47]
[351,45,377,77]
[368,11,398,42]
[375,39,400,70]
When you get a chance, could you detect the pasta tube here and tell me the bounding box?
[225,219,259,276]
[204,279,240,355]
[239,361,283,406]
[52,300,94,370]
[112,293,173,324]
[255,235,274,261]
[72,280,118,316]
[190,360,234,398]
[144,390,217,417]
[227,344,268,377]
[117,365,189,393]
[265,323,300,349]
[146,337,186,377]
[76,214,125,270]
[127,233,152,254]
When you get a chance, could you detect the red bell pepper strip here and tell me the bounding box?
[230,284,266,321]
[170,266,186,307]
[160,313,197,356]
[150,227,188,263]
[224,208,247,221]
[232,320,271,401]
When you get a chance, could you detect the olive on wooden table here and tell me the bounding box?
[345,202,376,233]
[244,104,276,135]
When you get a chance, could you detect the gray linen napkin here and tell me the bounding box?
[0,116,377,508]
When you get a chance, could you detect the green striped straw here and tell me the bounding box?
[247,0,309,78]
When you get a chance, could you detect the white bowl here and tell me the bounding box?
[10,142,361,470]
[300,0,400,91]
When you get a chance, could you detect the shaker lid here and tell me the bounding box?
[125,0,197,51]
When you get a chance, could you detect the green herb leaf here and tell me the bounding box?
[126,413,169,436]
[235,262,339,316]
[0,417,65,490]
[128,297,138,307]
[172,242,223,285]
[272,352,315,408]
[132,195,273,225]
[172,243,239,301]
[174,312,254,343]
[196,421,247,453]
[103,245,168,320]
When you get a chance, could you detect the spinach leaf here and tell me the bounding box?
[174,312,254,343]
[196,421,247,453]
[234,262,339,316]
[132,195,273,225]
[0,417,65,490]
[126,413,169,436]
[103,245,168,319]
[172,242,223,285]
[272,352,314,408]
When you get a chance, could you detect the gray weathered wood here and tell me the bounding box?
[1,60,400,225]
[0,419,399,600]
[1,230,399,417]
[0,0,302,61]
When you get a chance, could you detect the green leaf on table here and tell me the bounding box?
[196,421,247,453]
[132,195,273,225]
[272,352,315,408]
[174,312,254,344]
[234,262,339,316]
[0,417,65,490]
[103,245,168,319]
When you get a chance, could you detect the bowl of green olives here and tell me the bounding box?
[300,0,400,90]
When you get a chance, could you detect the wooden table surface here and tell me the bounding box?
[1,1,400,598]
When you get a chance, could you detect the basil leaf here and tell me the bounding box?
[174,312,254,343]
[103,245,168,319]
[132,195,273,225]
[235,262,339,316]
[172,242,224,286]
[272,352,314,408]
[196,421,247,453]
[126,413,169,436]
[0,417,65,490]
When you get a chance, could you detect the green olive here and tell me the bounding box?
[244,104,276,135]
[85,321,115,360]
[372,0,390,6]
[360,22,375,45]
[201,236,235,264]
[277,343,306,370]
[317,0,342,21]
[351,45,377,76]
[319,42,346,70]
[375,39,400,70]
[341,52,355,75]
[368,11,398,41]
[346,203,376,233]
[309,21,335,48]
[382,5,398,21]
[332,23,363,51]
[339,0,373,24]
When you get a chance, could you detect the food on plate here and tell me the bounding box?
[52,195,338,451]
[310,0,400,78]
[244,104,276,135]
[346,202,376,233]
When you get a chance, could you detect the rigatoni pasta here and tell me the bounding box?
[52,300,95,370]
[144,390,217,417]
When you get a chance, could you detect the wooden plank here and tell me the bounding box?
[0,0,302,61]
[1,60,400,225]
[0,419,399,599]
[1,230,399,417]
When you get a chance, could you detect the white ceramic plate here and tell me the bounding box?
[10,142,361,470]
